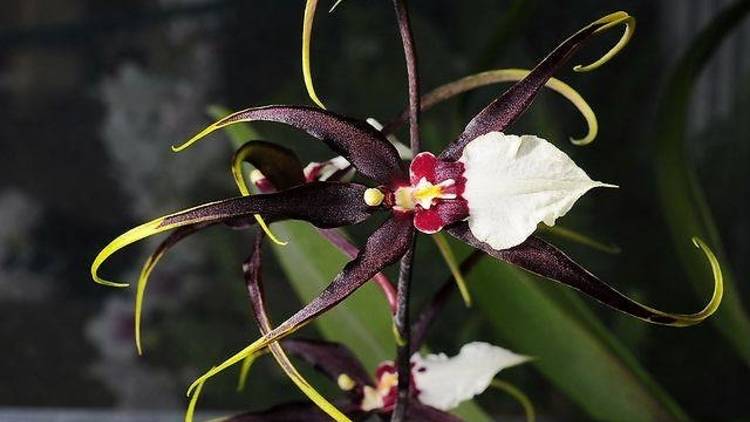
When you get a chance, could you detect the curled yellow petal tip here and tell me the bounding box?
[424,69,599,146]
[134,249,167,356]
[574,11,635,73]
[636,236,723,327]
[172,121,223,153]
[91,218,170,289]
[231,145,289,246]
[684,236,724,324]
[303,0,326,109]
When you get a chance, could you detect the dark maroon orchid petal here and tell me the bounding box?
[92,182,375,288]
[318,228,398,314]
[404,402,465,422]
[243,230,272,330]
[448,222,709,325]
[267,214,415,339]
[227,401,367,422]
[178,105,407,186]
[440,16,616,161]
[283,338,373,390]
[410,250,484,353]
[233,140,306,191]
[161,182,373,229]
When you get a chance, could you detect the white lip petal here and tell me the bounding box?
[459,132,616,250]
[411,342,530,411]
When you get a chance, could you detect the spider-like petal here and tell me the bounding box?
[449,223,723,327]
[411,342,530,411]
[91,182,374,288]
[459,132,615,250]
[174,106,406,185]
[441,12,634,160]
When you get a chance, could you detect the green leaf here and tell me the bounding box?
[209,107,492,421]
[653,0,750,365]
[469,256,688,421]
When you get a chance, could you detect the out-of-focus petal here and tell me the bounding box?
[411,342,530,411]
[459,132,615,250]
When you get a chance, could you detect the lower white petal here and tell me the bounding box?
[411,342,530,411]
[460,132,615,250]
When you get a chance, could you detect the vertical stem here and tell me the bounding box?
[392,237,415,422]
[393,0,421,155]
[391,1,420,420]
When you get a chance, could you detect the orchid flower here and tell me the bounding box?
[91,10,724,413]
[185,229,532,422]
[213,340,529,422]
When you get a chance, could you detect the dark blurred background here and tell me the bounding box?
[0,0,748,420]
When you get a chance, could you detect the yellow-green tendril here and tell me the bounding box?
[634,237,723,327]
[490,379,536,422]
[432,233,471,306]
[92,198,238,288]
[231,145,288,246]
[185,370,209,422]
[91,217,170,288]
[186,320,313,398]
[303,0,326,108]
[134,248,168,355]
[538,224,621,254]
[573,11,635,73]
[423,69,598,145]
[266,340,351,421]
[237,351,263,391]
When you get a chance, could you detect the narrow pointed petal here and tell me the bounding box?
[318,228,398,314]
[232,140,306,245]
[449,222,723,326]
[302,0,326,109]
[441,12,634,160]
[385,68,598,146]
[92,182,374,287]
[459,132,615,250]
[243,232,350,422]
[186,216,414,397]
[412,342,530,411]
[174,106,407,185]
